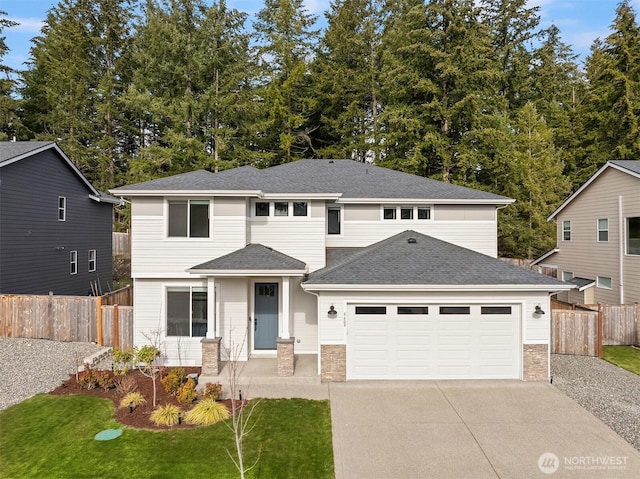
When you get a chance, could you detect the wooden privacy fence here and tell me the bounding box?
[0,293,133,349]
[551,308,600,356]
[585,304,639,346]
[102,285,132,306]
[113,231,130,255]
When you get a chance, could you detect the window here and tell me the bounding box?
[562,271,574,281]
[255,202,269,216]
[88,250,96,272]
[167,287,207,337]
[58,197,66,221]
[439,306,470,315]
[355,306,387,315]
[70,251,77,275]
[597,276,612,289]
[398,306,429,315]
[293,202,308,216]
[562,220,571,241]
[400,207,413,220]
[328,208,341,235]
[383,207,396,220]
[274,202,289,216]
[481,306,512,315]
[627,217,640,255]
[417,207,431,220]
[168,200,209,238]
[597,219,609,242]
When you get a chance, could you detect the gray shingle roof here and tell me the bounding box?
[0,141,55,165]
[567,277,595,290]
[112,159,511,202]
[610,160,640,175]
[189,244,307,272]
[305,231,567,286]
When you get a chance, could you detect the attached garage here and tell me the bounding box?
[347,304,520,380]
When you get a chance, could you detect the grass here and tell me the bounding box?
[0,395,334,479]
[602,346,640,375]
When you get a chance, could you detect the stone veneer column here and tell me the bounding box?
[277,337,295,377]
[523,344,549,381]
[201,337,222,376]
[321,345,346,382]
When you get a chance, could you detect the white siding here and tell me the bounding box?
[291,278,318,353]
[218,278,250,361]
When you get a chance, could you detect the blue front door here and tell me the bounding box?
[254,283,278,349]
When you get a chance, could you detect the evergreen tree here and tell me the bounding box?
[0,12,20,141]
[253,0,319,164]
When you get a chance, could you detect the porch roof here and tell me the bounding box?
[187,244,307,276]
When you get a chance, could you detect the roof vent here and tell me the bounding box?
[329,160,334,163]
[407,238,417,244]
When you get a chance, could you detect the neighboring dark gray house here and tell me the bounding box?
[0,142,120,295]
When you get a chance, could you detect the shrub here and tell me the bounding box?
[202,382,223,401]
[115,375,138,395]
[176,378,197,404]
[161,367,185,395]
[119,392,146,410]
[184,398,230,426]
[78,364,99,389]
[97,371,115,391]
[111,347,134,376]
[150,404,181,426]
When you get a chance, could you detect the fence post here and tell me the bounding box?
[597,303,603,358]
[96,296,103,346]
[114,304,119,349]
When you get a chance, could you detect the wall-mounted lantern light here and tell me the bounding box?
[534,304,545,315]
[328,305,337,318]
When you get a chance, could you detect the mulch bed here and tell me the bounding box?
[50,367,240,430]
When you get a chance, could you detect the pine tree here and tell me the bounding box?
[253,0,319,164]
[0,12,21,141]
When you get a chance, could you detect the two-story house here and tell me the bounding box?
[111,160,571,382]
[533,160,640,305]
[0,142,120,295]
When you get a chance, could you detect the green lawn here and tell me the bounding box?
[602,346,640,375]
[0,395,334,479]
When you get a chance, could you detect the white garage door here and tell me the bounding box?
[347,304,520,380]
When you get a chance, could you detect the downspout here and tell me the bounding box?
[618,196,625,303]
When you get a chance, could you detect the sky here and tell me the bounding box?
[1,0,639,72]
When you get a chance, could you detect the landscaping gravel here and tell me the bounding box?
[551,353,640,452]
[0,337,108,411]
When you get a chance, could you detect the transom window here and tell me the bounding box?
[397,306,429,315]
[252,201,308,217]
[168,200,209,238]
[597,219,609,242]
[58,196,66,221]
[383,205,431,220]
[439,306,470,315]
[627,217,640,255]
[88,250,96,272]
[562,220,571,241]
[355,306,387,315]
[481,306,512,315]
[167,287,207,337]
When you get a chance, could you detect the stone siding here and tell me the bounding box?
[523,344,549,381]
[321,344,346,382]
[277,337,295,377]
[200,337,222,376]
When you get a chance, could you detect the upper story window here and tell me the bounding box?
[627,217,640,255]
[168,200,209,238]
[255,202,269,216]
[58,197,66,221]
[328,207,341,235]
[597,276,612,289]
[562,220,571,241]
[293,202,308,216]
[88,250,96,272]
[252,201,308,218]
[597,219,609,242]
[274,202,288,216]
[70,251,78,275]
[383,205,431,220]
[562,271,573,281]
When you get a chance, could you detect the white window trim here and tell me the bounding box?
[58,196,66,221]
[165,199,211,239]
[88,250,96,272]
[250,200,310,219]
[327,206,343,236]
[70,251,78,275]
[381,205,432,221]
[165,284,208,338]
[626,216,640,256]
[562,271,573,281]
[562,220,571,241]
[597,218,609,242]
[597,276,612,289]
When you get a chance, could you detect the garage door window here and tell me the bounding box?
[439,306,470,314]
[355,306,387,314]
[481,306,512,314]
[397,306,429,314]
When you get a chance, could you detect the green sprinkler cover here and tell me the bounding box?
[94,429,123,441]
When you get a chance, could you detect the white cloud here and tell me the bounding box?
[6,17,45,34]
[303,0,330,14]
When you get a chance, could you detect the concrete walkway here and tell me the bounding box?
[329,380,640,479]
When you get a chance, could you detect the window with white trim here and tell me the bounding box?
[597,276,612,289]
[168,200,209,238]
[627,217,640,255]
[88,250,96,272]
[597,219,609,242]
[58,197,66,221]
[70,251,78,275]
[252,201,308,218]
[167,287,207,337]
[328,207,341,235]
[562,220,571,241]
[383,205,431,220]
[562,271,574,281]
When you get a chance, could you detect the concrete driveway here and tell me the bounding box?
[329,380,640,479]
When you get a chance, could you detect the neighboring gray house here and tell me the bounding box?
[111,159,572,382]
[0,142,120,295]
[533,160,640,305]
